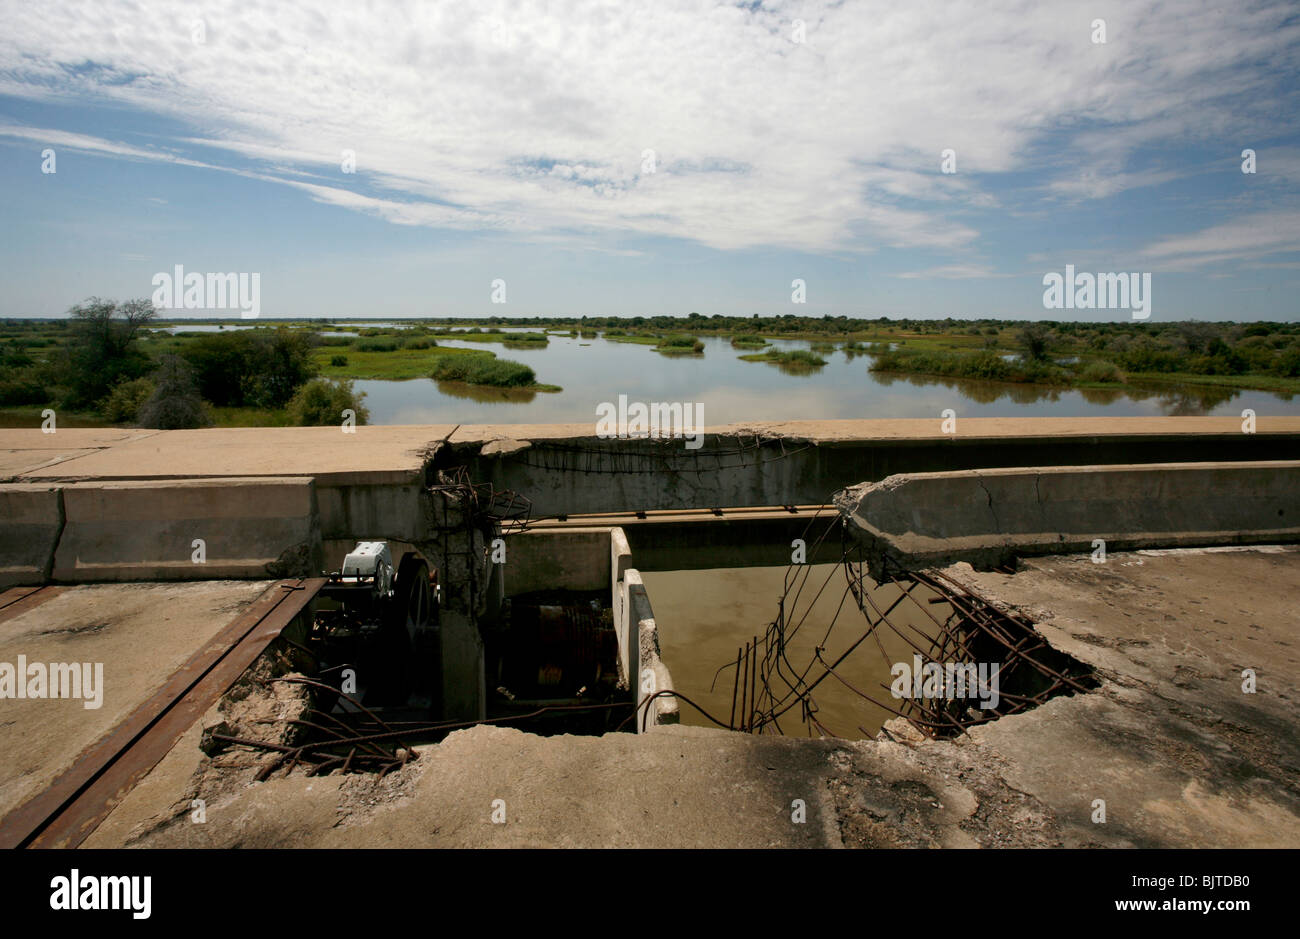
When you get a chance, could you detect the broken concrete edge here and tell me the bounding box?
[623,570,679,731]
[837,460,1300,580]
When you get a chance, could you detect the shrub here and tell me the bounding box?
[137,355,211,429]
[656,334,704,354]
[101,377,155,422]
[330,355,349,367]
[287,378,369,426]
[1077,360,1125,383]
[0,370,50,406]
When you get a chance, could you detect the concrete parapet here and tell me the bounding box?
[623,569,679,731]
[50,477,321,582]
[0,484,64,587]
[837,460,1300,578]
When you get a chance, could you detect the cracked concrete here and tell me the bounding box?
[78,546,1298,849]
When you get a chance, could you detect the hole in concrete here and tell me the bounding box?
[647,550,1098,741]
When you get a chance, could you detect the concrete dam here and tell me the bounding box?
[1,416,1298,848]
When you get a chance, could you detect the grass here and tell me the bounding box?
[430,353,560,391]
[739,348,827,371]
[870,349,1069,384]
[433,329,549,345]
[0,406,113,428]
[868,346,1300,396]
[312,345,478,380]
[730,334,769,349]
[654,334,704,355]
[208,406,293,427]
[603,332,661,345]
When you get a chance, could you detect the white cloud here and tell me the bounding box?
[0,0,1296,255]
[895,264,1009,280]
[1141,209,1300,270]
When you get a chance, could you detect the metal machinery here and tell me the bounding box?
[308,542,440,713]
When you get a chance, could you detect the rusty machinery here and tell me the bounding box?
[308,542,440,713]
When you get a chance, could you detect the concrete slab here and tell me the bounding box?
[945,547,1300,848]
[0,449,102,479]
[20,426,453,485]
[0,580,273,819]
[0,485,62,588]
[0,429,160,450]
[838,460,1300,577]
[52,477,321,582]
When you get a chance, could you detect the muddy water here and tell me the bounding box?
[641,564,949,740]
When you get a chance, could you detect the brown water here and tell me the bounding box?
[642,564,949,740]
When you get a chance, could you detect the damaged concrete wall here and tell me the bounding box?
[838,460,1300,578]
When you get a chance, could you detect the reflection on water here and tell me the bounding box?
[434,380,538,403]
[335,332,1298,424]
[643,564,943,739]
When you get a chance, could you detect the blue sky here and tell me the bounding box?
[1,0,1298,321]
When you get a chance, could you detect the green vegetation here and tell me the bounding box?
[654,334,704,355]
[870,348,1068,384]
[739,348,828,371]
[287,378,369,426]
[101,377,154,423]
[602,330,660,345]
[3,311,1299,428]
[137,354,212,429]
[180,327,318,408]
[431,353,559,391]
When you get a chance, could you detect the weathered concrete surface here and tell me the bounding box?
[0,484,62,587]
[943,547,1300,848]
[50,477,322,582]
[82,547,1299,849]
[0,580,273,820]
[838,461,1300,578]
[504,527,613,595]
[4,426,449,485]
[457,418,1300,516]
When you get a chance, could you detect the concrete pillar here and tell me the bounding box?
[440,610,486,722]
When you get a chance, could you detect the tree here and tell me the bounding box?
[1021,324,1050,361]
[180,327,317,408]
[137,355,211,429]
[286,378,369,426]
[62,297,156,407]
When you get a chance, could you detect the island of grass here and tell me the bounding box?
[730,334,769,349]
[430,328,549,346]
[654,334,704,355]
[602,329,661,345]
[738,348,827,371]
[430,350,561,391]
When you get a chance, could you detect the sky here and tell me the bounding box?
[0,0,1298,321]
